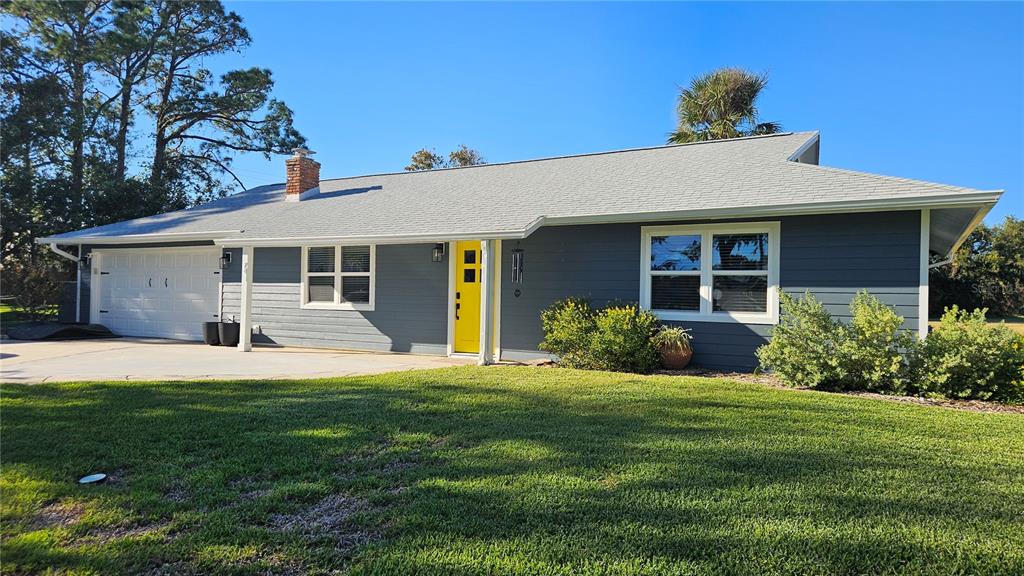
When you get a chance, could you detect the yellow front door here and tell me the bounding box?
[454,241,481,353]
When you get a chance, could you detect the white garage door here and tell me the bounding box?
[93,247,221,340]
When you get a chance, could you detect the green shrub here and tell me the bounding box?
[755,292,846,388]
[757,291,918,392]
[1,257,68,321]
[917,307,1024,402]
[539,299,660,373]
[589,305,660,374]
[539,298,596,369]
[835,291,919,394]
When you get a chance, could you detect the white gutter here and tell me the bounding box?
[36,230,241,246]
[48,244,80,262]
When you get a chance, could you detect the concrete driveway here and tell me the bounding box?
[0,338,471,383]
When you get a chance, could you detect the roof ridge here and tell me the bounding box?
[784,161,997,194]
[316,131,817,184]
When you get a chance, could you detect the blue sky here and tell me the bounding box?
[218,2,1022,223]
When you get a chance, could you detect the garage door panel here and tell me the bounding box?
[96,248,220,341]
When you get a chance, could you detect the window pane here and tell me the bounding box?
[651,235,701,271]
[342,245,370,273]
[308,276,335,302]
[651,275,700,311]
[712,233,768,270]
[341,276,370,303]
[464,249,476,264]
[713,276,767,312]
[308,247,335,273]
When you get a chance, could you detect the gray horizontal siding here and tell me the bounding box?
[500,211,921,371]
[221,244,448,354]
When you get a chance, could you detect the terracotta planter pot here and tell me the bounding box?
[659,343,693,369]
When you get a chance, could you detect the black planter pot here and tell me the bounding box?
[218,322,240,347]
[203,322,221,346]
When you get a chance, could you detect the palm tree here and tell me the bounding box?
[668,68,782,144]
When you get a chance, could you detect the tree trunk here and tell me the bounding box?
[149,51,178,188]
[114,74,133,180]
[70,57,85,226]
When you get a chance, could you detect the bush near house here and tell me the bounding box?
[0,258,67,322]
[540,299,660,373]
[758,292,1024,403]
[918,307,1024,403]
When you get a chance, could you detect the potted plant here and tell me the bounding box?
[218,321,240,347]
[203,321,221,346]
[653,326,693,369]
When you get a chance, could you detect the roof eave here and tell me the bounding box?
[541,192,1003,227]
[36,230,241,246]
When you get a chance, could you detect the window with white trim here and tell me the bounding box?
[302,245,375,310]
[641,223,779,323]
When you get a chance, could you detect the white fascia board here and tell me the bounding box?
[214,218,546,247]
[36,230,240,245]
[542,192,1003,227]
[785,131,820,162]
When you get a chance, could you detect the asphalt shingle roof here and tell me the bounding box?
[44,131,998,244]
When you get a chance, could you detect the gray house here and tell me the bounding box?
[39,132,1001,370]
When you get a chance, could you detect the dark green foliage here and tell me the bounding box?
[918,307,1024,403]
[540,299,660,373]
[1,0,304,269]
[0,256,69,320]
[931,216,1024,317]
[668,67,782,144]
[1,368,1022,574]
[405,145,485,171]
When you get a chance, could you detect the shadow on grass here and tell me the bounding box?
[1,367,1022,575]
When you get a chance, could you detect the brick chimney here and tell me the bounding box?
[284,147,320,201]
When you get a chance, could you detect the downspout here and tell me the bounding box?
[928,257,954,270]
[47,244,81,323]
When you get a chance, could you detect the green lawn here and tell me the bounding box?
[0,303,57,333]
[929,314,1024,335]
[1,367,1022,575]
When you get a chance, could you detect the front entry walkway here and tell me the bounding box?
[0,339,471,384]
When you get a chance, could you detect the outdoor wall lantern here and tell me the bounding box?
[431,243,445,263]
[219,251,232,269]
[78,253,92,269]
[511,248,524,283]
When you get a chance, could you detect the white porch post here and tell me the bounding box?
[478,239,495,365]
[918,209,930,339]
[238,245,253,352]
[75,245,82,323]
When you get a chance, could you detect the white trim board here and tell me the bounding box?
[919,209,930,339]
